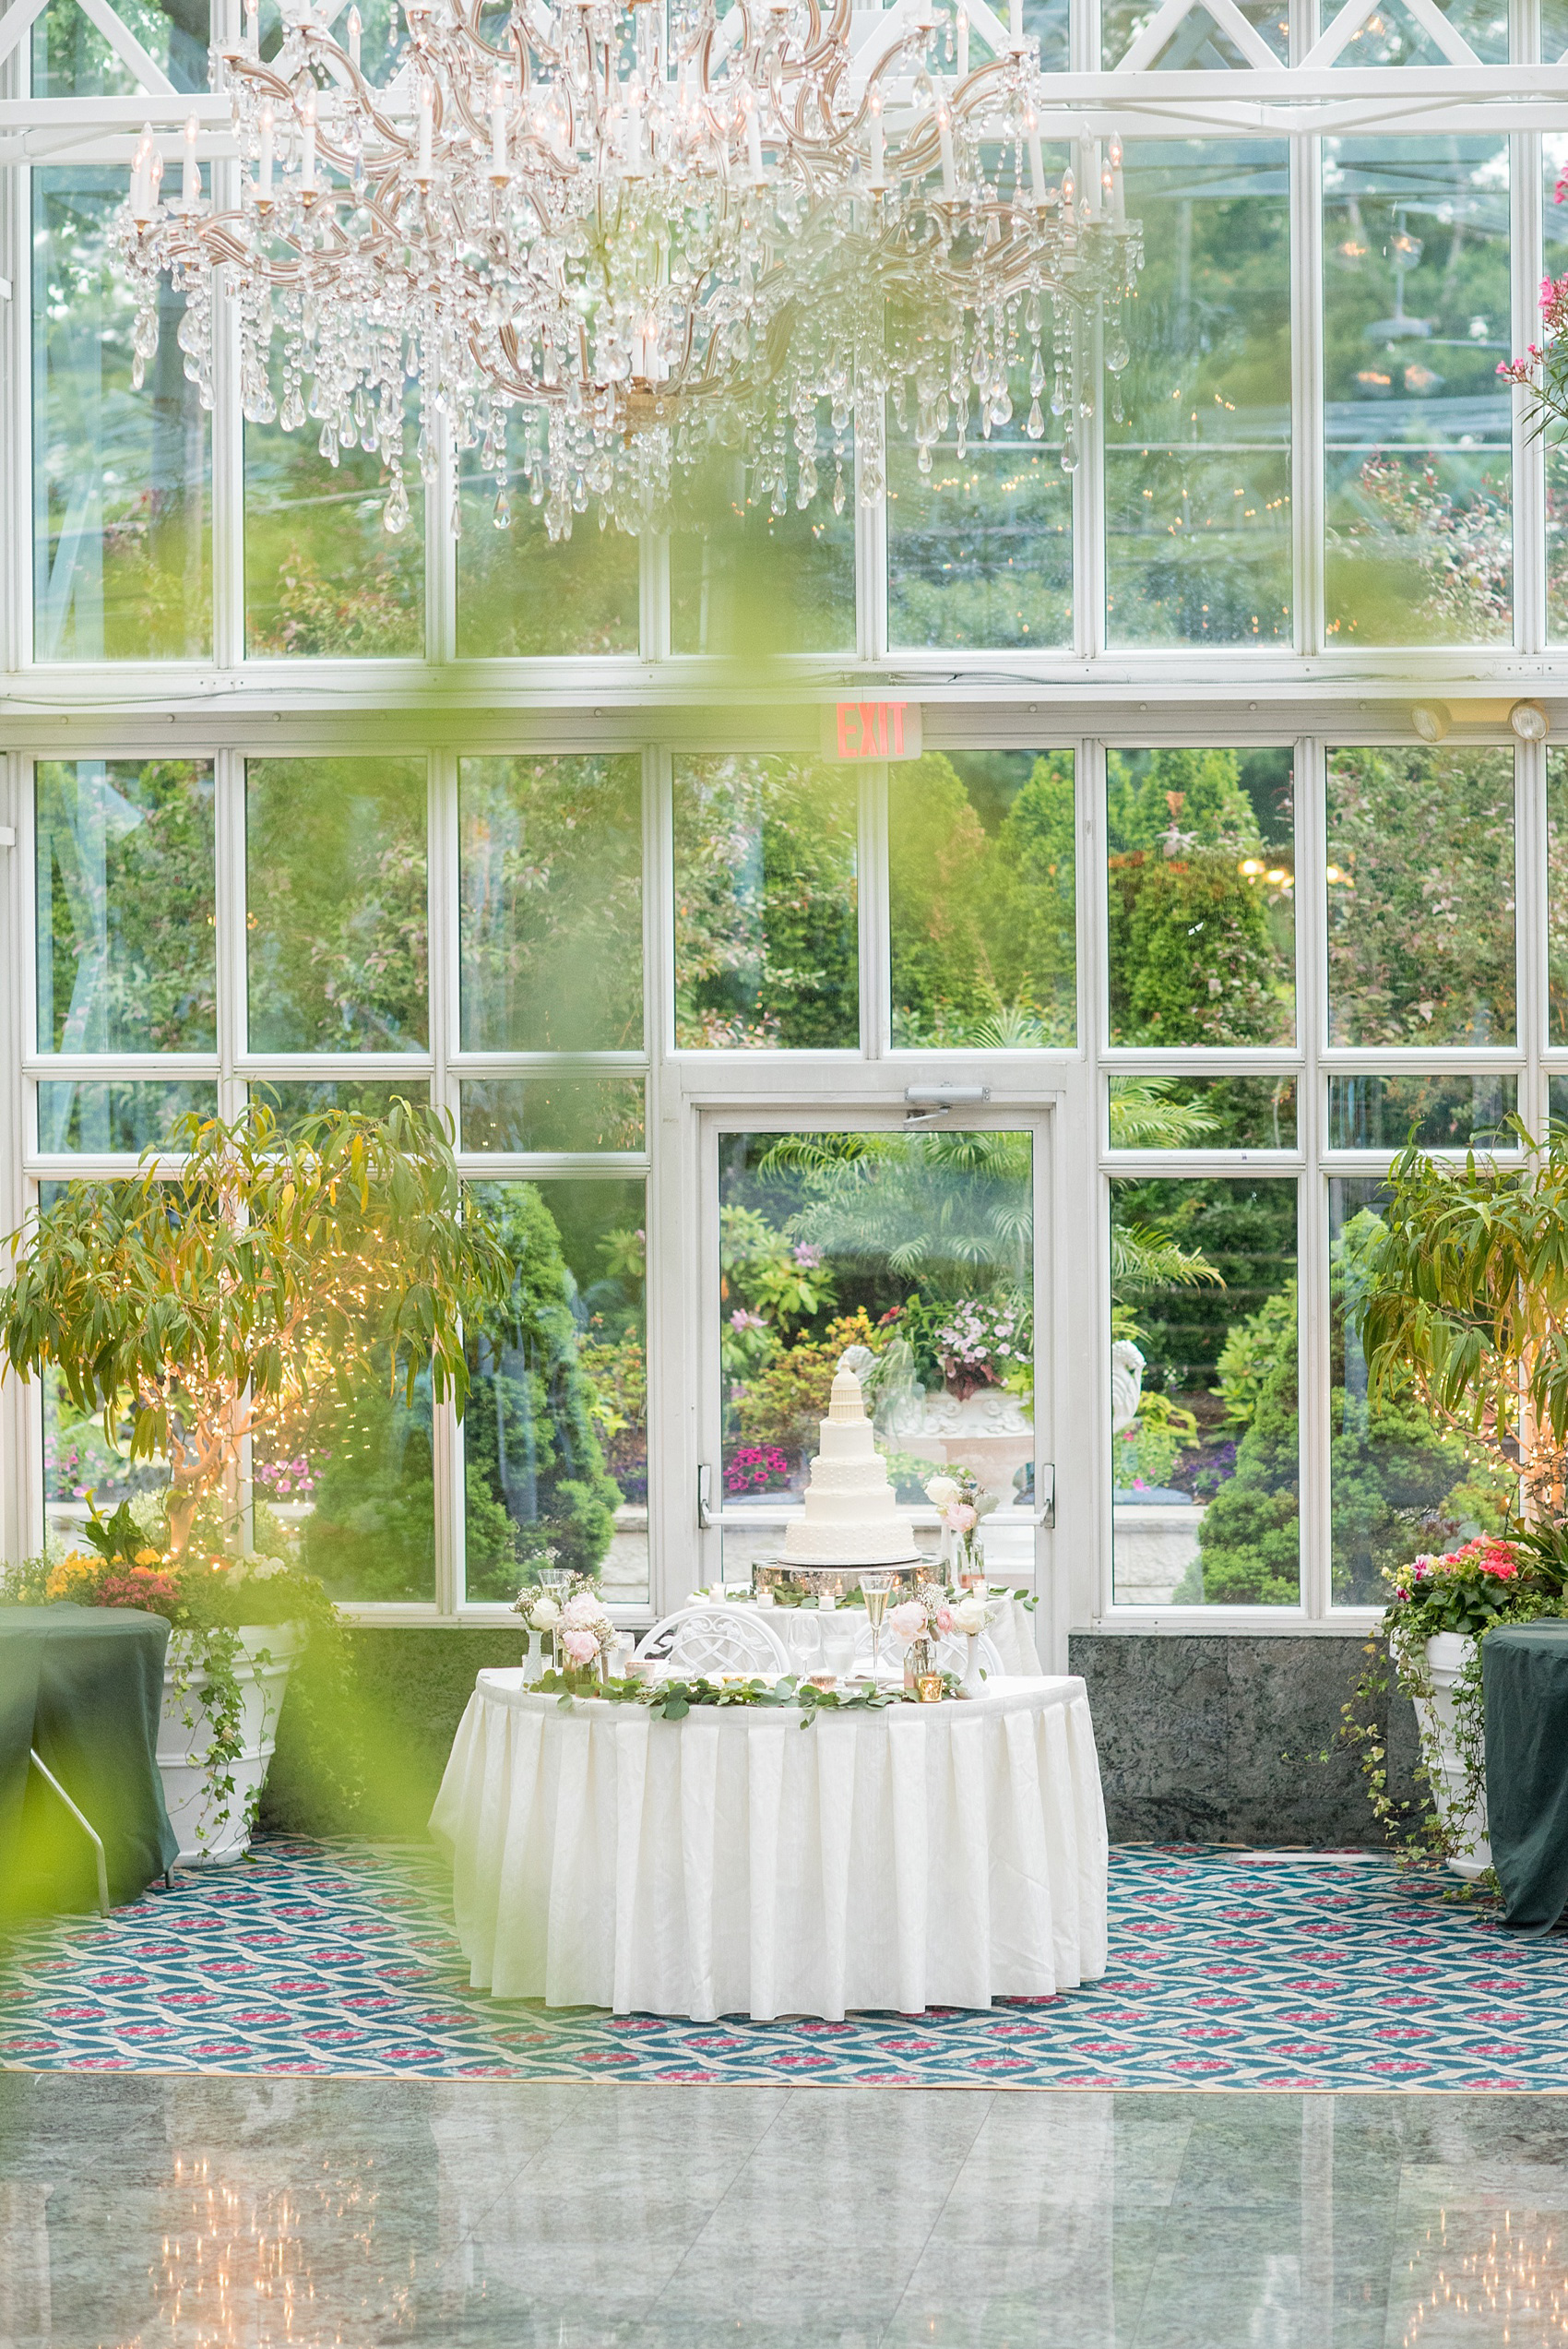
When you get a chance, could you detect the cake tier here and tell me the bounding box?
[780,1517,920,1565]
[801,1487,902,1524]
[816,1419,878,1461]
[803,1456,895,1495]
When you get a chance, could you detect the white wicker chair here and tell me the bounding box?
[634,1605,791,1679]
[853,1619,1005,1680]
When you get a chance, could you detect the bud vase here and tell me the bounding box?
[959,1633,986,1699]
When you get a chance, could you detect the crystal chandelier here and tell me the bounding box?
[118,0,1142,541]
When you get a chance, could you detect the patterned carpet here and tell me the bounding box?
[2,1838,1566,2091]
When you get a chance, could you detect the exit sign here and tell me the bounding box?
[821,701,922,762]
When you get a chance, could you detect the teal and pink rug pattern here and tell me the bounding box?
[3,1839,1566,2091]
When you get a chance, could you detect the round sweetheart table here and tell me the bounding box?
[429,1673,1108,2022]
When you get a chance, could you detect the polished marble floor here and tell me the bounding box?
[2,2077,1566,2347]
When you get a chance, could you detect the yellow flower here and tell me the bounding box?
[134,1547,161,1567]
[44,1552,103,1601]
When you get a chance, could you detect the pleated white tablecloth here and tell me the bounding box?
[429,1673,1109,2021]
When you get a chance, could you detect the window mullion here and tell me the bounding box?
[1296,733,1330,1618]
[212,163,244,670]
[214,747,247,1119]
[859,761,889,1057]
[1292,132,1324,660]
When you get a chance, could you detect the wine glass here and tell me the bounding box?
[860,1572,894,1681]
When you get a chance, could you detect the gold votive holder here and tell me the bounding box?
[916,1671,944,1704]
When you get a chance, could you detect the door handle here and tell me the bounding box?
[697,1462,714,1531]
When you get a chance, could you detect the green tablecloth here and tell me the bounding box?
[0,1604,179,1916]
[1483,1620,1568,1935]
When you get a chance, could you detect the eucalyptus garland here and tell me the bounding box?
[536,1668,962,1724]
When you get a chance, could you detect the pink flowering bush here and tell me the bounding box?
[724,1445,793,1496]
[1384,1537,1527,1637]
[1500,263,1568,447]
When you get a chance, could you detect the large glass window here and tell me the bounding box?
[1105,142,1292,648]
[465,1179,648,1605]
[1324,140,1512,646]
[245,383,424,658]
[1107,748,1295,1045]
[245,758,429,1053]
[458,757,644,1053]
[1110,1176,1300,1608]
[889,751,1075,1047]
[670,431,857,656]
[456,503,640,659]
[35,759,216,1054]
[672,758,859,1049]
[1328,1175,1511,1605]
[34,170,211,662]
[1325,746,1515,1047]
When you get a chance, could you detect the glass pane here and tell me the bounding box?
[1106,142,1292,649]
[35,759,215,1053]
[1547,138,1568,638]
[456,484,639,656]
[245,376,423,656]
[458,757,644,1052]
[1324,139,1512,647]
[673,758,858,1049]
[1326,1073,1517,1151]
[1550,1077,1568,1126]
[719,1130,1035,1586]
[34,170,211,662]
[670,433,856,656]
[1545,748,1568,1041]
[246,758,428,1052]
[33,0,208,90]
[1324,0,1506,64]
[43,1370,170,1548]
[257,1382,435,1604]
[1102,0,1288,65]
[1329,1175,1512,1605]
[460,1079,646,1154]
[889,751,1075,1047]
[1109,1075,1297,1150]
[36,1079,217,1154]
[465,1179,648,1605]
[1111,1175,1299,1606]
[1325,746,1515,1047]
[1106,747,1295,1045]
[249,1079,431,1136]
[886,153,1073,654]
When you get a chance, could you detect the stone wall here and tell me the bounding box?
[1069,1631,1420,1847]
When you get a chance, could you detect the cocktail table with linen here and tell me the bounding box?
[430,1671,1107,2022]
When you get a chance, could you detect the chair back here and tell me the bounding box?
[635,1605,791,1679]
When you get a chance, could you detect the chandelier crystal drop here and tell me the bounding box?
[119,0,1142,540]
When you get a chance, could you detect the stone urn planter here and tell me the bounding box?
[1416,1631,1491,1880]
[157,1623,303,1866]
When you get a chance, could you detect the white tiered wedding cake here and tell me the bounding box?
[780,1363,920,1568]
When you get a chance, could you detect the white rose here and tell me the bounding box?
[953,1596,990,1635]
[529,1593,561,1628]
[925,1476,961,1508]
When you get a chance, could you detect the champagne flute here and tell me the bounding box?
[860,1572,894,1681]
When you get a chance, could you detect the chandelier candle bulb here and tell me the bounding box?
[417,86,434,181]
[244,0,257,54]
[956,6,968,78]
[490,78,508,175]
[745,93,764,184]
[256,104,274,198]
[182,115,199,209]
[868,92,885,187]
[937,104,956,197]
[347,4,361,66]
[1008,0,1024,43]
[300,95,317,194]
[1028,125,1046,206]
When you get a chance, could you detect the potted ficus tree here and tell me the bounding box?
[0,1101,510,1864]
[1350,1123,1568,1873]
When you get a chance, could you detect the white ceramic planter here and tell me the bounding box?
[157,1622,303,1867]
[1416,1631,1491,1880]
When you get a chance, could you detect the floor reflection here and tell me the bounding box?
[5,2078,1568,2345]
